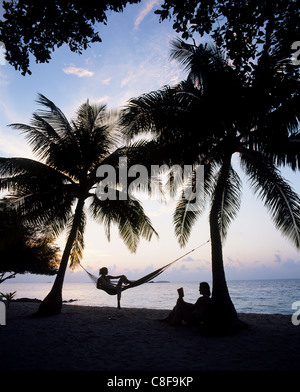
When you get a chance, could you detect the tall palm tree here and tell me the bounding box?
[121,39,300,327]
[0,94,158,316]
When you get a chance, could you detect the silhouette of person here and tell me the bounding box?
[97,267,131,309]
[162,282,211,326]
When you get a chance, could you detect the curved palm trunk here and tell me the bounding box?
[35,198,85,316]
[209,210,238,321]
[209,155,239,327]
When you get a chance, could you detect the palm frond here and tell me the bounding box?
[35,93,74,137]
[173,163,215,247]
[9,118,62,164]
[73,103,121,175]
[170,38,200,72]
[89,193,159,253]
[271,133,300,171]
[0,157,75,235]
[120,86,189,140]
[245,78,300,171]
[0,157,75,192]
[9,94,81,178]
[241,148,300,249]
[75,101,119,134]
[94,139,185,203]
[170,38,229,89]
[217,165,242,242]
[173,198,204,248]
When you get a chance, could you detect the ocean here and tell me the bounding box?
[1,279,299,315]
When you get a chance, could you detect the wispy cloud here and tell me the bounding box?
[62,66,94,78]
[102,77,112,85]
[120,72,134,88]
[90,96,110,105]
[0,128,34,158]
[134,0,160,30]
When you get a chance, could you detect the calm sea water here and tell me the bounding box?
[1,279,299,314]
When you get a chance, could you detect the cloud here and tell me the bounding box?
[226,257,244,268]
[102,77,112,85]
[0,129,33,158]
[89,96,110,105]
[182,256,197,262]
[118,55,183,97]
[62,66,94,78]
[120,72,134,88]
[134,0,160,30]
[274,253,282,263]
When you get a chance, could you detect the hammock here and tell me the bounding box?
[80,239,210,296]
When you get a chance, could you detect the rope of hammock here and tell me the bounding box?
[79,239,210,295]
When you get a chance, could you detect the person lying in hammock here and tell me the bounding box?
[161,282,211,326]
[97,267,131,309]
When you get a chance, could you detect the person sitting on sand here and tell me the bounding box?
[97,267,131,309]
[162,282,211,326]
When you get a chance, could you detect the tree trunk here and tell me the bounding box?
[208,155,244,332]
[35,198,85,316]
[210,206,238,321]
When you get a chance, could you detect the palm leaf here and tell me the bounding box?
[9,95,80,179]
[173,197,203,248]
[241,148,300,249]
[272,133,300,171]
[246,88,300,171]
[0,157,75,236]
[35,93,74,138]
[120,86,190,140]
[9,118,62,165]
[0,157,75,188]
[215,164,242,242]
[170,38,230,90]
[89,193,158,253]
[173,162,215,247]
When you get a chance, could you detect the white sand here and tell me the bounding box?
[1,302,299,372]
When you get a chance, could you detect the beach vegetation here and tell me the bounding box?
[0,96,158,315]
[0,200,60,283]
[0,291,16,307]
[120,38,300,328]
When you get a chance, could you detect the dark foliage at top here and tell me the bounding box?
[0,0,141,75]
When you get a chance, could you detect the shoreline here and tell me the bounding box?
[1,279,299,315]
[1,302,299,372]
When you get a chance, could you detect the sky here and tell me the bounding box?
[0,0,300,283]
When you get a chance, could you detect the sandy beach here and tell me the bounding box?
[1,301,299,376]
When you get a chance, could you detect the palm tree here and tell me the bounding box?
[121,39,300,328]
[0,94,158,316]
